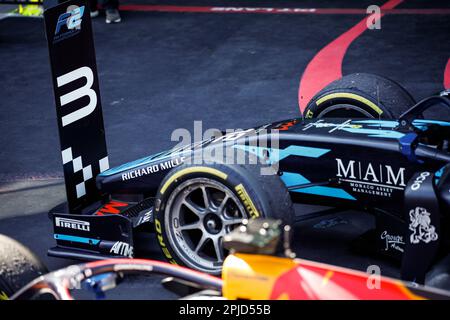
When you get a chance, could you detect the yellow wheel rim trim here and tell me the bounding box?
[160,167,227,194]
[316,92,383,115]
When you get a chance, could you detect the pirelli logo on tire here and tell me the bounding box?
[235,184,260,219]
[305,109,314,119]
[154,219,177,265]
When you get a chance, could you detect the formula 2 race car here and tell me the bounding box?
[4,220,450,300]
[44,0,450,286]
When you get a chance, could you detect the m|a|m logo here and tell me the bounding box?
[335,158,406,198]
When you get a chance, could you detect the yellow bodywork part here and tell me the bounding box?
[17,0,43,17]
[222,253,296,300]
[0,290,8,300]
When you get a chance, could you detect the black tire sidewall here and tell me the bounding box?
[304,73,415,119]
[305,88,396,119]
[154,162,288,273]
[0,235,48,299]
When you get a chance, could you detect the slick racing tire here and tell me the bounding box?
[154,160,294,275]
[425,254,450,291]
[303,73,415,119]
[0,234,48,300]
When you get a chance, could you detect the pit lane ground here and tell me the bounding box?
[0,0,449,299]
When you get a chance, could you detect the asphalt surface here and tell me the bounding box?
[0,0,449,299]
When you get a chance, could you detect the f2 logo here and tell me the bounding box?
[57,66,97,127]
[55,5,85,34]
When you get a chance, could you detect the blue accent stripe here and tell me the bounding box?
[414,119,450,127]
[354,119,450,128]
[435,166,446,185]
[278,145,330,159]
[54,234,100,245]
[341,128,405,139]
[294,186,356,200]
[281,171,310,186]
[233,145,354,200]
[233,145,330,164]
[353,119,450,135]
[281,172,356,201]
[353,120,399,128]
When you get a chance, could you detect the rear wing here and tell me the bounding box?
[44,0,109,213]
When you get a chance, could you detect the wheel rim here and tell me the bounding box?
[164,178,247,273]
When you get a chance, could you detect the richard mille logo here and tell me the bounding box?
[336,158,406,197]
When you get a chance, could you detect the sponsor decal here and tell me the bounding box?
[155,219,177,264]
[55,217,90,231]
[110,241,134,258]
[96,200,128,215]
[409,207,438,244]
[121,157,185,181]
[313,217,348,229]
[302,119,362,132]
[54,5,85,43]
[305,110,314,119]
[275,119,298,131]
[211,7,316,14]
[136,209,153,225]
[380,231,404,253]
[336,158,406,198]
[410,172,430,191]
[235,184,260,218]
[303,119,404,139]
[173,219,202,264]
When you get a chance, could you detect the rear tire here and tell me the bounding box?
[154,159,294,275]
[303,73,415,119]
[0,234,48,299]
[425,254,450,291]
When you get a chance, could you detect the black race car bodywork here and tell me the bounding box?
[96,117,450,216]
[49,116,450,268]
[44,0,450,283]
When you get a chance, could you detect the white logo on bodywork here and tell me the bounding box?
[55,217,90,231]
[380,231,404,252]
[410,172,430,191]
[110,241,134,258]
[409,207,438,244]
